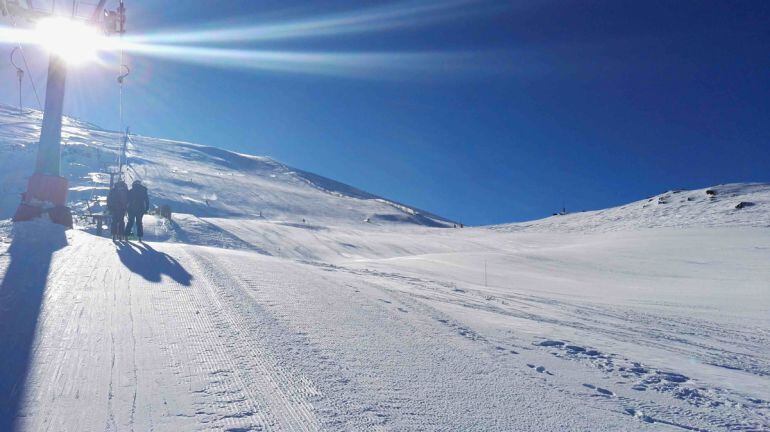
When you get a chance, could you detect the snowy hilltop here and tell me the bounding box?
[1,104,769,431]
[494,183,770,233]
[0,104,451,228]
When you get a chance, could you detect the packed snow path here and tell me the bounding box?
[1,219,769,431]
[0,226,636,431]
[1,105,769,430]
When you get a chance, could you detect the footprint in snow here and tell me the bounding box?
[536,338,602,358]
[658,371,688,383]
[526,364,553,375]
[596,387,614,396]
[624,408,655,424]
[537,340,565,347]
[494,346,521,356]
[584,384,613,396]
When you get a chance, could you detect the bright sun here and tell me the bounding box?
[35,17,103,64]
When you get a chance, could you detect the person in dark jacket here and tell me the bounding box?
[107,180,129,241]
[125,179,150,241]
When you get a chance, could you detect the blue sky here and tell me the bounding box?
[2,0,769,225]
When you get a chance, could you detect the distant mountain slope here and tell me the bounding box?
[0,104,452,227]
[493,183,770,232]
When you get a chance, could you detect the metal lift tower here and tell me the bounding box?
[6,0,122,227]
[13,50,72,226]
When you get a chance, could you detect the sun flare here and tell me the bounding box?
[35,17,104,65]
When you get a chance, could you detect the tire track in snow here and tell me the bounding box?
[184,248,321,432]
[207,254,414,431]
[126,272,139,430]
[150,245,275,431]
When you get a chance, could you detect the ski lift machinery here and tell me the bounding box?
[6,0,128,228]
[9,46,24,114]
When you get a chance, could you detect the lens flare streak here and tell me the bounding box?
[126,0,485,45]
[0,0,517,79]
[118,41,504,79]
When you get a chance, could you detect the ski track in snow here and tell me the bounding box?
[310,259,770,430]
[1,105,769,431]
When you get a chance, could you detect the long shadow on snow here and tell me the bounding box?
[0,223,67,431]
[169,218,271,255]
[116,241,192,285]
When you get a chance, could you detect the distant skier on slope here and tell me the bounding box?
[125,179,150,241]
[107,180,129,241]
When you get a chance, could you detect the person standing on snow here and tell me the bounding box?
[107,180,129,241]
[125,179,150,241]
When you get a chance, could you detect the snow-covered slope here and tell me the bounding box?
[1,105,769,431]
[0,104,451,227]
[494,183,770,233]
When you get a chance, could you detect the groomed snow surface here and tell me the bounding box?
[1,105,769,431]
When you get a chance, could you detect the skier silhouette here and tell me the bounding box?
[107,180,129,241]
[125,179,150,241]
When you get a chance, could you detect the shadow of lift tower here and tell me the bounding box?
[11,0,126,228]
